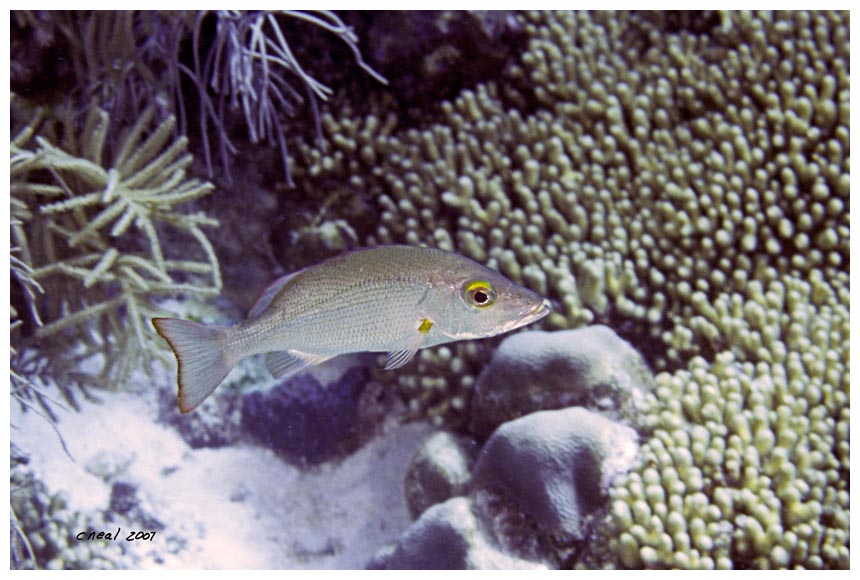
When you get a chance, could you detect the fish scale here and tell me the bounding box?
[252,281,430,354]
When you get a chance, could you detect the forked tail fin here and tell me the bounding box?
[152,318,234,413]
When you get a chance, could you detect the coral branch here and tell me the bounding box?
[11,99,222,395]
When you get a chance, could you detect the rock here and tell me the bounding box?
[10,13,76,102]
[109,481,139,515]
[229,482,251,503]
[366,497,547,569]
[84,449,136,481]
[361,11,526,107]
[158,382,244,450]
[192,165,282,312]
[271,219,359,274]
[10,458,125,569]
[469,326,655,439]
[404,431,479,520]
[11,442,30,468]
[472,407,639,543]
[241,366,370,466]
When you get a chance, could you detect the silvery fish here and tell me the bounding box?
[153,245,550,412]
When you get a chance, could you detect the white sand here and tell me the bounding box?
[11,382,432,569]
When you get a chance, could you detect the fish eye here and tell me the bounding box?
[463,280,496,309]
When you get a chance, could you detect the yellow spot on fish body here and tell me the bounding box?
[418,318,433,334]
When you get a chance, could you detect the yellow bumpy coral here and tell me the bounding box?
[292,11,848,568]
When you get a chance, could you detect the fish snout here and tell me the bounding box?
[526,298,552,322]
[510,297,550,330]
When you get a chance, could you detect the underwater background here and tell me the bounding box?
[9,10,849,569]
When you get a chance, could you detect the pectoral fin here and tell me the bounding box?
[383,318,433,371]
[265,350,333,379]
[384,347,420,370]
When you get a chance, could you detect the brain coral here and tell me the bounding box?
[469,325,655,440]
[291,10,848,568]
[472,407,639,543]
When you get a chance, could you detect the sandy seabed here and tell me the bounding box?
[11,380,432,569]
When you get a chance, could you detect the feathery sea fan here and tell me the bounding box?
[10,100,221,402]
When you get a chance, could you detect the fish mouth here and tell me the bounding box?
[525,299,551,322]
[505,299,551,332]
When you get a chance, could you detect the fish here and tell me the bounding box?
[153,245,550,412]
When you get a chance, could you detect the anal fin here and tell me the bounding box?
[265,350,333,379]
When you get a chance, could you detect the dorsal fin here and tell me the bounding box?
[248,271,301,319]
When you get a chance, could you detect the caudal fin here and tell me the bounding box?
[152,318,234,413]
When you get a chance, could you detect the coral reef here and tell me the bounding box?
[9,10,849,570]
[403,431,478,519]
[292,10,849,569]
[367,497,548,569]
[590,345,850,569]
[472,408,639,543]
[379,332,650,568]
[186,10,387,184]
[10,10,386,184]
[469,325,654,439]
[10,100,221,395]
[159,385,244,450]
[361,11,525,107]
[11,445,124,569]
[374,406,640,569]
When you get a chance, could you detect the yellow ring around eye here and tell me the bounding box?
[464,280,496,309]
